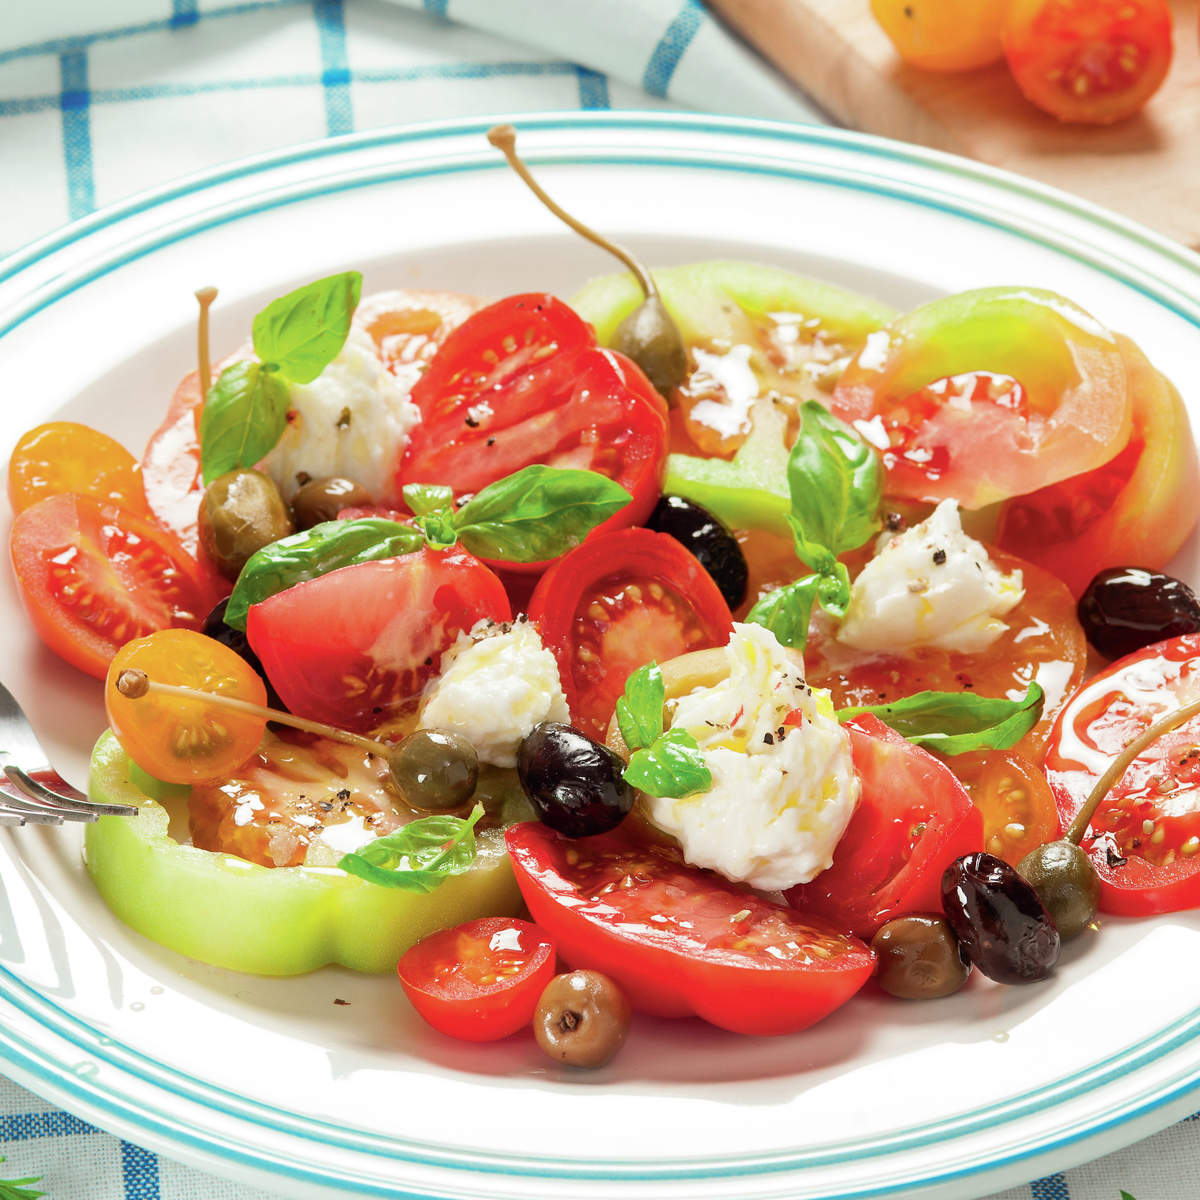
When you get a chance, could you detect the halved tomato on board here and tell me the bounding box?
[995,335,1200,598]
[785,715,983,938]
[505,822,874,1036]
[528,528,734,739]
[9,493,212,678]
[246,547,511,730]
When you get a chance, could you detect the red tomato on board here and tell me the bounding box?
[397,917,557,1042]
[9,493,212,679]
[528,528,734,740]
[246,547,511,731]
[505,822,874,1036]
[785,716,984,938]
[1044,634,1200,915]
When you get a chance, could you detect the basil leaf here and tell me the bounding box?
[251,270,362,384]
[338,806,482,891]
[453,465,631,562]
[623,728,712,799]
[403,483,454,517]
[815,560,852,619]
[199,360,290,485]
[616,663,665,752]
[746,575,821,652]
[418,508,459,550]
[838,683,1045,755]
[787,401,882,558]
[225,518,423,630]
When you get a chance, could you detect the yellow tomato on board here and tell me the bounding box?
[871,0,1009,72]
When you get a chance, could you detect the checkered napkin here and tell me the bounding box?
[0,3,1197,1199]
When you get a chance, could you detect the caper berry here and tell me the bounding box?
[1017,839,1099,941]
[1078,567,1200,661]
[198,469,294,580]
[611,296,688,398]
[870,915,970,1000]
[646,495,748,610]
[291,475,372,530]
[388,728,479,811]
[533,970,631,1068]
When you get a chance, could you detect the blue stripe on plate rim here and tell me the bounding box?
[2,111,1200,1194]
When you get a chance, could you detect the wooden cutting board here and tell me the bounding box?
[708,0,1200,249]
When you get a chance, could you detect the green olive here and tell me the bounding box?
[611,295,688,398]
[291,475,372,530]
[387,728,479,811]
[198,469,295,580]
[534,970,631,1068]
[870,915,970,1000]
[1017,839,1100,940]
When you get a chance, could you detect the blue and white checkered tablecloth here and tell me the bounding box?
[0,3,1196,1198]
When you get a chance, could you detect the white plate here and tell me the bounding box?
[2,113,1200,1200]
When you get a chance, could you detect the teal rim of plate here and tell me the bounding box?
[2,112,1200,1196]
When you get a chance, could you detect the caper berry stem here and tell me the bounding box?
[1066,695,1200,845]
[195,286,218,399]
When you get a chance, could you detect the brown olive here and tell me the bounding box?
[291,475,372,530]
[533,970,631,1068]
[198,469,295,580]
[870,915,970,1000]
[611,296,688,398]
[388,728,479,811]
[1017,839,1100,941]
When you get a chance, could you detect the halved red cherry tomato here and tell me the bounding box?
[505,822,874,1036]
[246,547,510,731]
[528,528,734,739]
[398,295,668,571]
[995,336,1200,598]
[831,287,1130,509]
[785,715,983,938]
[397,916,557,1042]
[10,494,212,678]
[1003,0,1173,125]
[8,422,148,516]
[1045,633,1200,915]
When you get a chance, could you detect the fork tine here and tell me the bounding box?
[0,806,26,826]
[4,765,134,817]
[1,769,96,824]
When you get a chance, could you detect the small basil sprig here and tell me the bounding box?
[616,663,711,799]
[200,270,362,484]
[838,683,1045,755]
[747,401,881,651]
[0,1156,44,1200]
[338,805,483,890]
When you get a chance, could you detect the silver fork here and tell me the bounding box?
[0,681,137,825]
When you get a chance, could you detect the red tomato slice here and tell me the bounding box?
[505,822,874,1036]
[1003,0,1173,126]
[397,916,557,1042]
[9,493,212,679]
[785,716,983,938]
[995,336,1200,598]
[528,528,734,740]
[1045,633,1200,915]
[141,370,207,559]
[246,547,511,731]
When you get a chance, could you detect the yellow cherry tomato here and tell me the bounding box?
[871,0,1009,72]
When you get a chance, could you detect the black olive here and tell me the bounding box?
[388,729,479,811]
[870,915,970,1000]
[202,599,283,710]
[534,970,631,1068]
[517,722,634,838]
[1017,839,1099,941]
[291,475,372,530]
[1077,567,1200,660]
[646,495,748,610]
[941,852,1060,984]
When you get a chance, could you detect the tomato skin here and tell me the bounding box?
[1004,0,1173,125]
[995,336,1200,598]
[1045,633,1200,915]
[528,528,734,739]
[8,422,147,517]
[397,917,557,1042]
[872,0,1007,71]
[505,822,874,1036]
[10,493,212,679]
[785,716,983,938]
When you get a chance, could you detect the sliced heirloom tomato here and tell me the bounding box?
[505,822,874,1036]
[831,287,1130,509]
[995,336,1200,598]
[785,716,983,938]
[1045,633,1200,915]
[246,546,511,731]
[355,288,483,383]
[10,493,212,678]
[528,528,734,739]
[398,294,667,572]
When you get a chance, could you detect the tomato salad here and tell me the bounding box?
[7,133,1200,1065]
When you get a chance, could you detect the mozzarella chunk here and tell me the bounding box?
[837,499,1024,654]
[646,623,859,891]
[258,325,419,504]
[418,618,569,768]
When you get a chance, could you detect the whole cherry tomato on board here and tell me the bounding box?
[872,0,1008,71]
